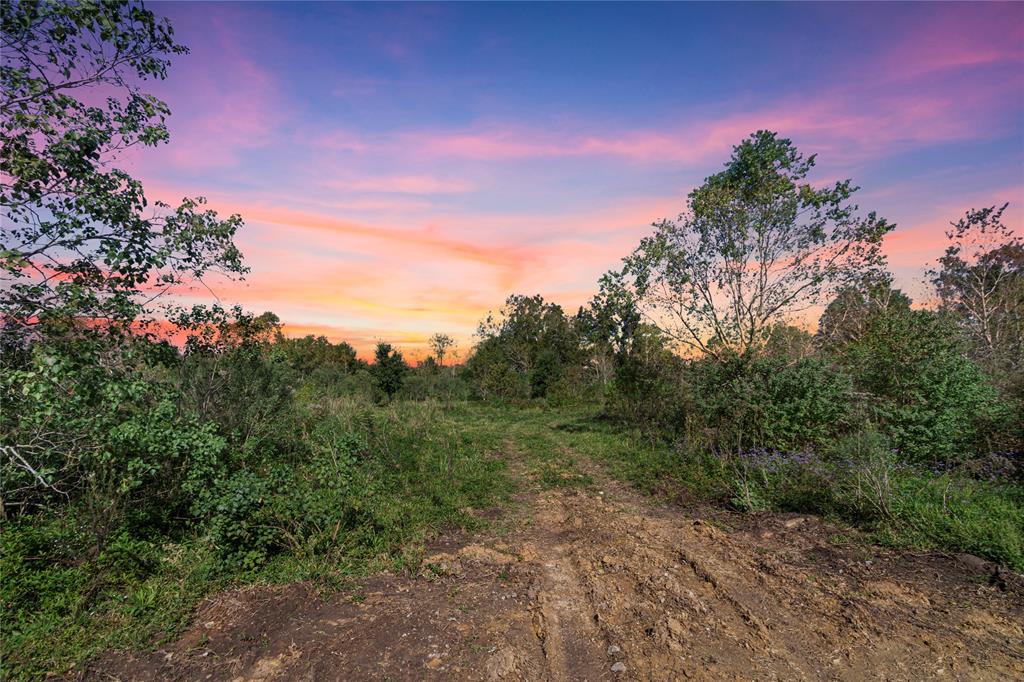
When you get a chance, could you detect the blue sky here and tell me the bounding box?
[134,1,1024,356]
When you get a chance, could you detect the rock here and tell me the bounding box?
[611,662,627,673]
[666,616,686,637]
[486,649,521,679]
[783,517,808,529]
[607,645,621,655]
[956,553,990,573]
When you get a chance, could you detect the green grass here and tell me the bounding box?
[446,401,1024,569]
[4,398,1021,680]
[0,397,515,681]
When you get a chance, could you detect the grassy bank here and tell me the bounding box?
[1,398,513,680]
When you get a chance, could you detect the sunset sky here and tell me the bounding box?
[133,1,1024,360]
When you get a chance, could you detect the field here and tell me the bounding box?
[4,399,1023,680]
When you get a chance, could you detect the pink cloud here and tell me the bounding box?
[337,73,1014,170]
[325,175,476,194]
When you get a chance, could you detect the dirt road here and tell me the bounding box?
[85,446,1024,681]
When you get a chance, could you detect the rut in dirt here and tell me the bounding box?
[78,446,1024,682]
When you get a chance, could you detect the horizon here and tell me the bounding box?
[130,1,1024,360]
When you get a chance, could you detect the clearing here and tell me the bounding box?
[77,422,1023,681]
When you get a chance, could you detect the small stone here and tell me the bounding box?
[611,662,627,673]
[667,616,686,637]
[607,645,621,655]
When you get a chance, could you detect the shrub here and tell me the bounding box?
[398,370,472,402]
[695,355,854,451]
[828,429,904,522]
[834,308,1000,464]
[604,327,692,436]
[466,337,531,401]
[730,447,832,514]
[1,335,227,549]
[372,343,408,399]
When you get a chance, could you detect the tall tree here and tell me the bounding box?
[624,131,893,358]
[1,0,246,340]
[576,270,641,384]
[928,203,1023,380]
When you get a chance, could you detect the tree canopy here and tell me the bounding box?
[624,131,894,357]
[1,0,246,340]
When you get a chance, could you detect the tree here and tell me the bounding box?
[817,276,912,346]
[928,204,1023,380]
[473,294,583,398]
[476,294,581,372]
[1,0,246,341]
[836,305,998,464]
[624,131,893,358]
[428,333,455,367]
[373,342,407,398]
[276,334,358,374]
[761,323,815,362]
[576,270,642,385]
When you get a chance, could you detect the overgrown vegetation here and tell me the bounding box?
[2,3,1022,679]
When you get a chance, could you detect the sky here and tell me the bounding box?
[131,1,1024,360]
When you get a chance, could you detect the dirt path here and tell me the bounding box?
[83,445,1024,681]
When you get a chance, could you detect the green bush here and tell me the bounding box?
[2,336,227,546]
[834,308,1001,463]
[372,342,408,399]
[604,327,692,436]
[398,370,472,402]
[696,355,854,451]
[728,428,1024,569]
[466,337,531,401]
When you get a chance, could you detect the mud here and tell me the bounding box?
[78,448,1023,681]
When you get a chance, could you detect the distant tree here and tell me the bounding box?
[477,294,580,371]
[624,131,893,358]
[761,323,815,362]
[474,294,583,398]
[276,334,358,374]
[817,276,912,346]
[428,333,456,367]
[418,355,439,373]
[1,0,247,341]
[576,270,642,384]
[373,342,407,398]
[928,204,1023,380]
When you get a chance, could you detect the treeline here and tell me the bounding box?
[465,272,1022,470]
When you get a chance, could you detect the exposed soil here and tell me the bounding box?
[78,446,1024,681]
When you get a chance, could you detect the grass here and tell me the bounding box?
[4,397,1021,679]
[446,401,1024,569]
[1,397,515,681]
